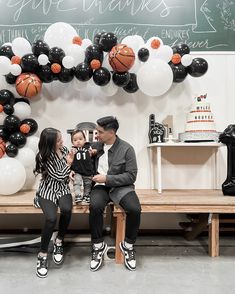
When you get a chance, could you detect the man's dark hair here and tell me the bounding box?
[97,116,119,132]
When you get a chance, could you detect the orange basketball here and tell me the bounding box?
[171,53,181,65]
[11,55,21,64]
[16,73,42,98]
[20,123,31,134]
[51,63,61,74]
[90,59,101,70]
[109,44,135,72]
[151,39,161,49]
[72,36,82,45]
[0,138,6,159]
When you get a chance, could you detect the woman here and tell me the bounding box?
[34,127,74,278]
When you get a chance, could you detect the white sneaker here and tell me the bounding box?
[36,255,48,278]
[53,242,64,265]
[120,241,136,271]
[90,243,107,271]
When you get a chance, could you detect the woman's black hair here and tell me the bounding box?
[34,127,59,177]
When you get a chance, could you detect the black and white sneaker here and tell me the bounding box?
[53,242,64,265]
[83,194,90,203]
[120,241,136,271]
[90,242,107,271]
[36,255,48,278]
[75,195,83,203]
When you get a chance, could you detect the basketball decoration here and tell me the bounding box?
[171,53,181,65]
[16,73,42,98]
[0,104,3,112]
[72,36,82,45]
[11,55,21,65]
[151,39,161,49]
[20,123,30,134]
[51,63,61,74]
[109,44,135,72]
[0,138,6,159]
[90,59,101,70]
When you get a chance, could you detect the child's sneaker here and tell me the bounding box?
[53,241,64,265]
[75,195,83,203]
[83,194,90,203]
[36,255,48,278]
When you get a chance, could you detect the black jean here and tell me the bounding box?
[38,194,72,253]
[89,186,141,244]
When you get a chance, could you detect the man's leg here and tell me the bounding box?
[119,191,141,271]
[89,185,110,271]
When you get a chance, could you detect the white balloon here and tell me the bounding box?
[24,136,39,154]
[181,54,193,66]
[44,22,77,51]
[100,80,118,96]
[146,37,164,59]
[0,158,26,195]
[102,53,112,71]
[121,35,145,53]
[12,37,32,57]
[0,56,11,75]
[155,45,173,62]
[38,54,49,65]
[65,44,85,66]
[16,147,35,168]
[62,55,75,68]
[21,166,36,190]
[72,78,87,91]
[10,64,22,76]
[81,38,92,50]
[137,59,173,97]
[130,58,142,73]
[14,102,31,120]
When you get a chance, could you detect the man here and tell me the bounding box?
[89,116,141,271]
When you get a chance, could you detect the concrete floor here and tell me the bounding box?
[1,234,235,294]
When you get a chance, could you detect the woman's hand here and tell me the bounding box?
[66,149,75,166]
[69,170,75,181]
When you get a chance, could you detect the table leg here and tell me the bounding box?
[157,146,162,193]
[209,213,219,257]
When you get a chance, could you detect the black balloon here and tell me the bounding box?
[8,132,26,148]
[3,104,14,115]
[58,67,74,83]
[85,44,104,64]
[6,144,18,157]
[32,40,50,57]
[172,43,190,56]
[187,58,208,77]
[21,54,39,72]
[4,115,21,133]
[14,98,30,105]
[74,62,93,81]
[0,89,15,106]
[112,72,130,87]
[123,73,139,93]
[20,118,38,136]
[0,45,14,59]
[138,48,149,62]
[5,73,17,84]
[37,65,54,83]
[99,32,117,52]
[0,125,10,141]
[169,62,188,83]
[93,67,111,86]
[48,47,65,64]
[93,32,104,45]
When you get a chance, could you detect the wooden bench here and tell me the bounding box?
[113,189,235,264]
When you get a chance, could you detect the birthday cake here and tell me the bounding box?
[179,94,219,142]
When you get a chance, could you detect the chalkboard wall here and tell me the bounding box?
[0,0,234,51]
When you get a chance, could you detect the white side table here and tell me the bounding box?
[147,142,224,193]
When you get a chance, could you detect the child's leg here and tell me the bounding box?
[83,176,93,203]
[74,173,83,202]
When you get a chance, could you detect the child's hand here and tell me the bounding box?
[89,148,97,156]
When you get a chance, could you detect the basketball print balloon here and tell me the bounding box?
[16,73,42,98]
[0,138,6,158]
[109,44,135,72]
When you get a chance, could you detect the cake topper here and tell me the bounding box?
[148,114,165,143]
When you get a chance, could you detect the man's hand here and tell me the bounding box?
[92,174,107,184]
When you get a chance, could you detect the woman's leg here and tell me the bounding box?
[57,194,73,241]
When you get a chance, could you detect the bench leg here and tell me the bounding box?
[209,213,219,257]
[115,213,126,264]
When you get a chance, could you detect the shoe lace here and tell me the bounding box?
[54,243,63,255]
[38,256,47,268]
[91,248,100,261]
[126,248,136,261]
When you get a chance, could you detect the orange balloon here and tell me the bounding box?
[51,63,61,74]
[171,53,181,64]
[20,123,31,134]
[72,36,82,45]
[151,39,161,49]
[90,59,101,70]
[0,104,3,112]
[11,55,21,64]
[16,73,42,98]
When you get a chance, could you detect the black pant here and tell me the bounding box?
[38,194,72,253]
[89,186,141,244]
